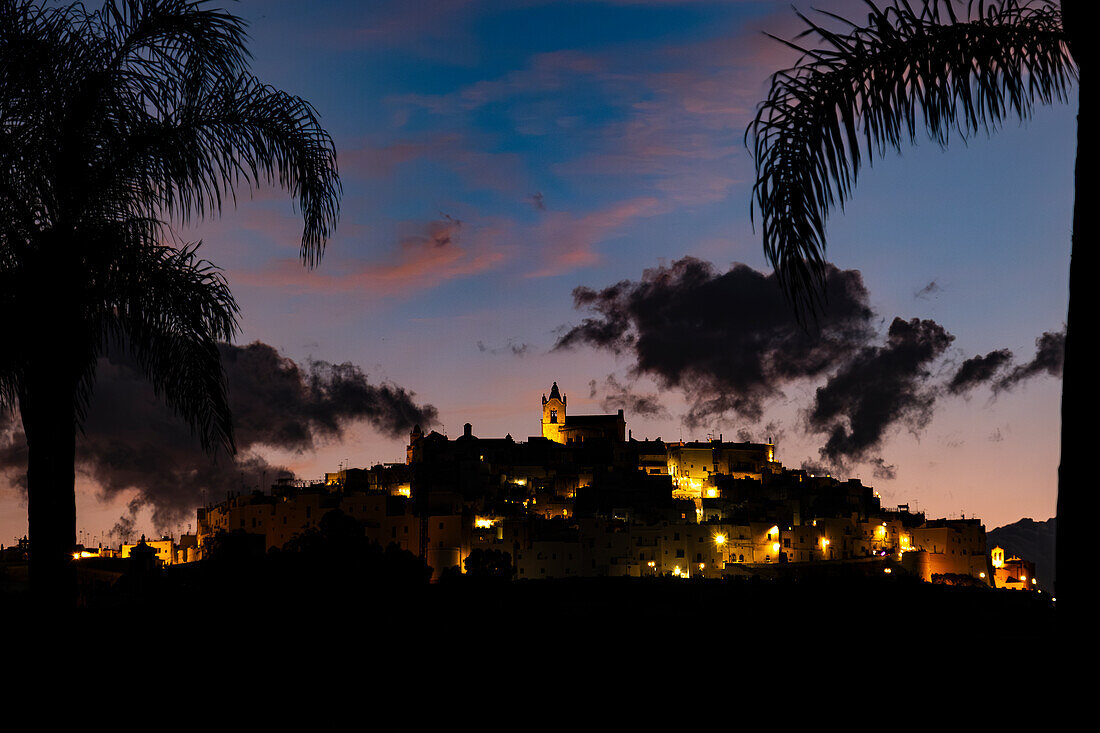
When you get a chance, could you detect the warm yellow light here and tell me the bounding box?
[1021,575,1027,581]
[883,568,892,574]
[474,517,493,529]
[699,563,705,570]
[1032,578,1038,585]
[980,572,986,578]
[715,534,726,545]
[772,542,781,554]
[705,489,717,498]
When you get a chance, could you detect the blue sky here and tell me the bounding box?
[0,0,1074,542]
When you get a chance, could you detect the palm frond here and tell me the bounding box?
[96,232,239,454]
[747,0,1075,319]
[118,73,341,267]
[2,0,339,265]
[95,0,249,82]
[2,0,338,448]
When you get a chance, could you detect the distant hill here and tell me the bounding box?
[987,517,1056,593]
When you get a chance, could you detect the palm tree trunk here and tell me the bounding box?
[20,365,78,609]
[1058,0,1089,627]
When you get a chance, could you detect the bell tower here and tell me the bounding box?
[542,382,566,443]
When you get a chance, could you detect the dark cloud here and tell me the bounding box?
[110,501,140,542]
[944,328,1063,397]
[948,348,1014,395]
[0,341,436,533]
[0,419,27,491]
[554,258,1061,477]
[595,375,669,419]
[995,328,1065,393]
[427,214,460,247]
[555,257,875,426]
[808,318,954,466]
[758,421,785,449]
[224,344,439,444]
[477,339,532,357]
[799,459,831,477]
[914,281,942,300]
[869,457,897,481]
[529,192,546,211]
[733,424,782,445]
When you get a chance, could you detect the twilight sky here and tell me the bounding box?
[0,0,1074,544]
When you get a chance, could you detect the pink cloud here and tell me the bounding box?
[526,196,664,278]
[534,9,848,206]
[301,0,482,64]
[235,216,508,298]
[381,22,782,207]
[388,49,612,122]
[340,132,532,195]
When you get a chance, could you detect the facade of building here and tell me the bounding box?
[542,382,626,444]
[990,546,1040,590]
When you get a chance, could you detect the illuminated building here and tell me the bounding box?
[194,478,469,581]
[990,546,1039,591]
[899,519,992,584]
[121,536,176,567]
[178,381,994,587]
[542,382,626,444]
[667,439,778,489]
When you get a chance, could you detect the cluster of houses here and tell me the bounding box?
[56,383,1039,589]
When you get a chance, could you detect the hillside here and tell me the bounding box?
[987,517,1056,593]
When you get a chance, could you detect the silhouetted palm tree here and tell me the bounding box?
[0,0,340,605]
[748,0,1085,612]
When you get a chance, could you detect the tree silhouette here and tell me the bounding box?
[747,0,1085,612]
[0,0,340,606]
[464,548,514,580]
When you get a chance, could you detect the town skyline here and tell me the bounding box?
[0,0,1070,546]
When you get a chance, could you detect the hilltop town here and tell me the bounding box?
[31,382,1039,593]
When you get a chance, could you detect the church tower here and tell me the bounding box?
[542,382,566,443]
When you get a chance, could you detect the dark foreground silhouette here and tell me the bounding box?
[1,546,1059,688]
[2,544,1056,646]
[2,0,340,611]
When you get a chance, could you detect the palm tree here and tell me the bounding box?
[748,0,1085,613]
[1,0,340,605]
